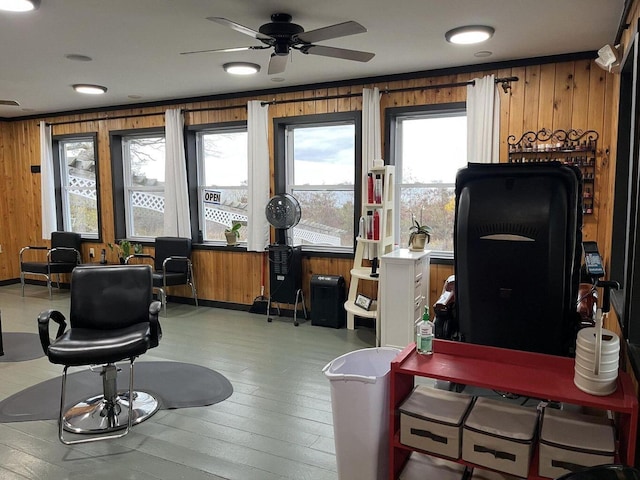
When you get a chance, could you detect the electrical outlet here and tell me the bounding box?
[0,244,2,253]
[89,247,95,258]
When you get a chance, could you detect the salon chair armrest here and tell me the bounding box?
[37,309,67,354]
[148,300,162,347]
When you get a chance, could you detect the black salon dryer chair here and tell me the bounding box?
[127,236,197,316]
[556,464,640,479]
[20,231,82,298]
[38,265,162,445]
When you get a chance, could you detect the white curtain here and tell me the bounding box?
[362,87,381,203]
[247,100,270,252]
[40,122,56,239]
[163,108,192,237]
[467,74,500,163]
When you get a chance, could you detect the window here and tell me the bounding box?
[195,125,248,243]
[386,103,467,256]
[274,113,360,252]
[52,133,100,239]
[120,132,166,240]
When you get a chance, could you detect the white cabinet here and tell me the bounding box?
[379,249,430,349]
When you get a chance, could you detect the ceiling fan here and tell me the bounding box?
[181,13,375,74]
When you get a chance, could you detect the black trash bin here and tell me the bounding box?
[311,275,346,328]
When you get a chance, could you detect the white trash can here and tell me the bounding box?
[323,347,401,480]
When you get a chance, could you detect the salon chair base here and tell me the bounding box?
[63,391,158,434]
[58,361,159,445]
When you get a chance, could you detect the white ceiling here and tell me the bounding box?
[0,0,625,119]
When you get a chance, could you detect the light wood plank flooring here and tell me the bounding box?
[0,284,376,479]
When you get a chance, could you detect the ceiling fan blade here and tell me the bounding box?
[268,54,288,75]
[294,21,366,44]
[180,46,259,55]
[207,17,273,41]
[301,45,374,62]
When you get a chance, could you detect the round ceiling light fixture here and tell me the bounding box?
[223,62,260,75]
[0,0,40,12]
[72,84,108,95]
[445,25,494,45]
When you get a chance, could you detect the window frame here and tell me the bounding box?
[273,112,362,254]
[185,121,248,245]
[385,102,467,259]
[109,127,166,242]
[611,31,640,344]
[52,132,101,241]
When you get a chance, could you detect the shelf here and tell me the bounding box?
[350,267,379,281]
[389,339,638,479]
[344,299,377,319]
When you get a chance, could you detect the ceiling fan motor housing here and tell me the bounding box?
[259,13,305,55]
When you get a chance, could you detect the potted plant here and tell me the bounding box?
[408,213,432,251]
[108,240,143,263]
[224,222,241,246]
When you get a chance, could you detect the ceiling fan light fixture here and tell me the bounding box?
[0,0,39,12]
[445,25,494,45]
[223,62,260,75]
[72,84,108,95]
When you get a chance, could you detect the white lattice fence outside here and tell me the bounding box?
[68,176,341,244]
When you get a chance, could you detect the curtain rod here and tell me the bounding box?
[260,76,519,106]
[42,76,518,126]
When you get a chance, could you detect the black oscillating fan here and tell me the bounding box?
[264,193,307,326]
[265,193,301,245]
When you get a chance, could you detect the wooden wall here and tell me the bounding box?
[0,58,617,315]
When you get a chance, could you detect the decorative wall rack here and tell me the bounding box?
[507,128,599,214]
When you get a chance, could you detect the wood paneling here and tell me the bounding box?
[0,58,618,309]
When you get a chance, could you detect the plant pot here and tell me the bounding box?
[225,232,239,246]
[409,233,427,251]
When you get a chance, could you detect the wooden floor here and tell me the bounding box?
[0,283,377,479]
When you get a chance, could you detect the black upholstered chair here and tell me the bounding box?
[127,236,197,315]
[38,265,162,445]
[556,465,640,479]
[20,231,82,298]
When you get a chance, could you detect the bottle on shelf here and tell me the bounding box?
[366,211,373,239]
[416,306,434,355]
[374,174,382,203]
[367,173,374,203]
[373,209,380,240]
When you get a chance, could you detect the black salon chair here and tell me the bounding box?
[20,231,82,298]
[37,265,162,445]
[127,236,197,316]
[556,465,640,479]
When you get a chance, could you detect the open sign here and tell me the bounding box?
[203,189,221,205]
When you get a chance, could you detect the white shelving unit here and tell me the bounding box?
[344,165,395,344]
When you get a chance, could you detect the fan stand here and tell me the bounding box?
[265,242,308,326]
[266,290,308,326]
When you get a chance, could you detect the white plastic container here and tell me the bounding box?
[574,326,620,396]
[323,347,401,480]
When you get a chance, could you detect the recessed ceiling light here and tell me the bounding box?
[72,84,108,95]
[65,54,93,62]
[128,94,143,99]
[271,77,285,83]
[223,62,260,75]
[474,50,493,58]
[0,0,40,12]
[445,25,494,45]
